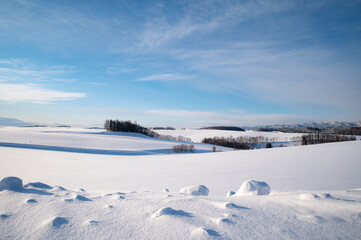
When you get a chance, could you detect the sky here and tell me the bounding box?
[0,0,360,127]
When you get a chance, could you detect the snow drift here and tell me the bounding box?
[234,180,270,196]
[179,185,209,196]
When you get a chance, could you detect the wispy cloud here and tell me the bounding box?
[144,109,218,118]
[0,83,85,103]
[135,0,299,51]
[0,59,72,83]
[169,43,361,108]
[136,73,194,82]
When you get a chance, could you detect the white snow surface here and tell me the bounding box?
[0,127,231,154]
[0,127,361,239]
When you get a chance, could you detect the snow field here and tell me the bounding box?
[0,127,360,239]
[1,176,361,239]
[0,127,231,154]
[154,129,304,143]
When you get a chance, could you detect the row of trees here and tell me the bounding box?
[201,135,297,150]
[202,136,251,150]
[105,120,148,134]
[172,144,195,153]
[334,127,361,136]
[301,133,356,145]
[104,119,192,143]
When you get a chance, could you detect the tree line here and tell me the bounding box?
[202,136,252,150]
[301,133,356,145]
[104,119,192,143]
[334,127,361,136]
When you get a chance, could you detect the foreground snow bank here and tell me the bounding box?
[1,176,360,240]
[234,180,270,196]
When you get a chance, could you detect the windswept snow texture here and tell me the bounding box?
[0,127,361,239]
[1,176,361,239]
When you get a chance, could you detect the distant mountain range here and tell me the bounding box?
[244,121,361,130]
[1,117,360,131]
[0,117,34,127]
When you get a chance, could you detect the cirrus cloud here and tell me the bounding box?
[136,73,194,82]
[0,83,86,103]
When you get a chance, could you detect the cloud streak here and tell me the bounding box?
[97,108,303,127]
[0,83,86,103]
[136,73,194,82]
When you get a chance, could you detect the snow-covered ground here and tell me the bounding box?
[0,127,360,239]
[0,127,231,154]
[154,129,303,143]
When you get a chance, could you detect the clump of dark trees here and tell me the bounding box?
[265,142,273,148]
[202,136,254,150]
[105,119,153,135]
[202,135,287,150]
[257,128,278,132]
[277,127,322,133]
[200,126,245,131]
[104,119,192,142]
[334,127,361,136]
[172,144,195,153]
[152,127,176,130]
[277,126,361,135]
[301,133,356,145]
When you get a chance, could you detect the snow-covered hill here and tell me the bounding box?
[0,127,360,239]
[0,127,231,154]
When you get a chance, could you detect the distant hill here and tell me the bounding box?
[200,126,245,131]
[244,121,361,130]
[0,117,35,127]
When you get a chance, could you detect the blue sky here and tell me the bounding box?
[0,0,360,127]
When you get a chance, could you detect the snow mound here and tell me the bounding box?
[319,193,333,199]
[179,185,209,196]
[0,176,23,191]
[0,214,9,220]
[75,195,92,201]
[217,217,233,224]
[85,220,99,226]
[299,193,319,200]
[224,202,249,209]
[226,191,235,197]
[26,199,37,203]
[50,217,69,228]
[24,182,52,189]
[234,180,270,196]
[52,186,66,191]
[151,207,192,218]
[191,227,220,239]
[299,193,334,200]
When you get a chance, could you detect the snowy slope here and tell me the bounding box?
[0,127,231,154]
[0,127,360,239]
[154,129,303,143]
